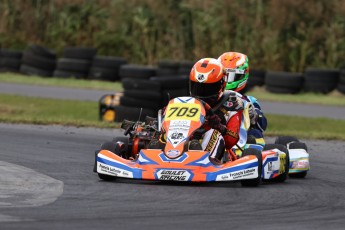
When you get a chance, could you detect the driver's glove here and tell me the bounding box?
[207,114,227,135]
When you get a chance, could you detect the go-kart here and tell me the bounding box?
[94,94,292,185]
[94,96,264,186]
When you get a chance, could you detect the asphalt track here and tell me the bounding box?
[1,123,345,229]
[1,82,345,120]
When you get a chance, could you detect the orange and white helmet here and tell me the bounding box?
[189,58,226,106]
[217,52,249,92]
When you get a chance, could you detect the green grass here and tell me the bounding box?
[0,93,120,128]
[0,72,122,91]
[249,87,345,107]
[265,114,345,140]
[0,93,344,140]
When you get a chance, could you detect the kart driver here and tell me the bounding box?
[217,52,267,142]
[189,58,244,163]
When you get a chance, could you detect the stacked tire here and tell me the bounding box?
[20,45,57,77]
[337,68,345,94]
[119,64,157,80]
[88,56,127,81]
[105,78,160,122]
[101,65,158,122]
[156,60,180,76]
[247,69,265,91]
[150,75,189,106]
[265,71,304,94]
[304,68,340,94]
[0,49,22,72]
[53,47,96,79]
[178,60,194,75]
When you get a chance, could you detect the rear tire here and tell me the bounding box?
[274,136,299,146]
[240,148,262,187]
[289,142,308,152]
[264,144,290,182]
[289,171,307,178]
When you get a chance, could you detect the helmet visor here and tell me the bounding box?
[190,80,222,98]
[225,68,245,82]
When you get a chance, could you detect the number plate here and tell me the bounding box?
[165,103,201,121]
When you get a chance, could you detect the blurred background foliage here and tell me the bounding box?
[0,0,344,71]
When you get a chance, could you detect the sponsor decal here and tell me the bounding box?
[216,167,258,181]
[168,128,188,147]
[98,163,133,178]
[156,169,191,181]
[238,79,247,88]
[268,162,273,171]
[205,130,219,152]
[291,160,309,169]
[166,149,181,158]
[226,129,238,139]
[197,74,205,82]
[169,120,191,129]
[279,155,286,174]
[170,132,184,140]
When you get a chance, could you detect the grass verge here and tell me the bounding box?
[0,72,122,91]
[249,87,345,107]
[0,94,344,140]
[0,94,120,128]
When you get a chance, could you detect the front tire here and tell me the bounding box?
[240,148,262,187]
[96,137,128,181]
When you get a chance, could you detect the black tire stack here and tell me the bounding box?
[265,71,304,94]
[20,45,57,77]
[150,75,189,106]
[0,49,23,72]
[53,47,96,79]
[89,56,127,81]
[156,60,180,76]
[153,60,190,105]
[178,60,194,75]
[105,65,158,122]
[247,69,265,91]
[304,68,340,94]
[337,67,345,94]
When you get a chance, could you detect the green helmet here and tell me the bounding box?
[217,52,249,92]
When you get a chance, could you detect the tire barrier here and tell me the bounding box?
[88,56,127,81]
[336,68,345,94]
[20,45,57,77]
[156,60,180,76]
[0,49,22,72]
[265,71,304,94]
[119,64,157,80]
[178,60,194,75]
[53,47,96,79]
[248,69,265,89]
[304,68,340,94]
